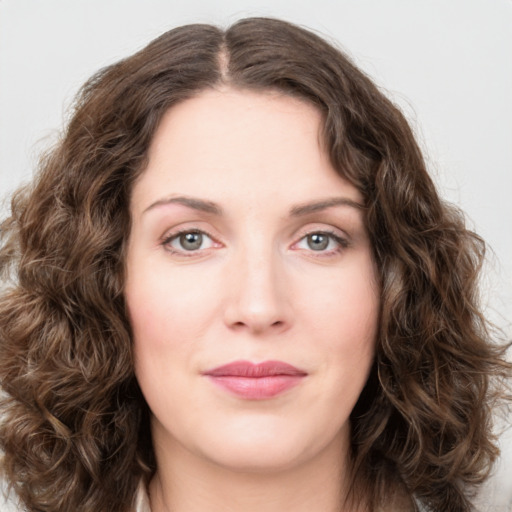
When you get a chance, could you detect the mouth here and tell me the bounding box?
[202,360,307,400]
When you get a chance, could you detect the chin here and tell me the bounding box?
[189,418,347,474]
[201,442,310,473]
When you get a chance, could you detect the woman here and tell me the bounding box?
[0,17,509,512]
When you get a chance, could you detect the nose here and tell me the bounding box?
[223,245,292,335]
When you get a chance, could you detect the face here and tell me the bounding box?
[125,88,379,473]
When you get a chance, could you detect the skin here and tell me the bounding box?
[125,88,380,512]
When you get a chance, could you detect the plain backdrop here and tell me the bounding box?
[0,0,511,510]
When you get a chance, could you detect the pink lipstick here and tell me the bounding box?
[203,360,307,400]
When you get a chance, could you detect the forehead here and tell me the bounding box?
[131,88,362,213]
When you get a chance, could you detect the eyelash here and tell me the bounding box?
[293,230,349,256]
[161,228,219,257]
[161,228,349,257]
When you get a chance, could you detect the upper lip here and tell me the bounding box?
[203,360,307,378]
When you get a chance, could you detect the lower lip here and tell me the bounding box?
[206,375,305,399]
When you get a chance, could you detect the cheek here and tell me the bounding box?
[126,265,227,403]
[126,275,210,413]
[298,261,379,340]
[126,265,219,346]
[297,259,379,386]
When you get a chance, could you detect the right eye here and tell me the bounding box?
[163,230,216,253]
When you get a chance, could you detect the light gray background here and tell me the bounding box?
[0,0,511,510]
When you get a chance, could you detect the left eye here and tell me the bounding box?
[165,231,215,252]
[295,232,345,252]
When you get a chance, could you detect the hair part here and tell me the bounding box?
[0,17,510,512]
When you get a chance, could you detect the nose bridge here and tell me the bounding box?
[224,233,289,333]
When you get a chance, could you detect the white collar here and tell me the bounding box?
[134,480,152,512]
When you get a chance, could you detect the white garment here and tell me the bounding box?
[134,481,151,512]
[132,480,428,512]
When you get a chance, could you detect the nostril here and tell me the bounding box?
[228,319,287,333]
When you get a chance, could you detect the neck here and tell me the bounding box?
[149,426,364,512]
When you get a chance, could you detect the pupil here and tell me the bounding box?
[308,233,328,251]
[180,232,202,250]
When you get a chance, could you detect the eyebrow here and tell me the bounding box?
[289,197,365,216]
[142,195,364,217]
[143,196,223,215]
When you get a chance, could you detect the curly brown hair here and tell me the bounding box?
[0,17,509,512]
